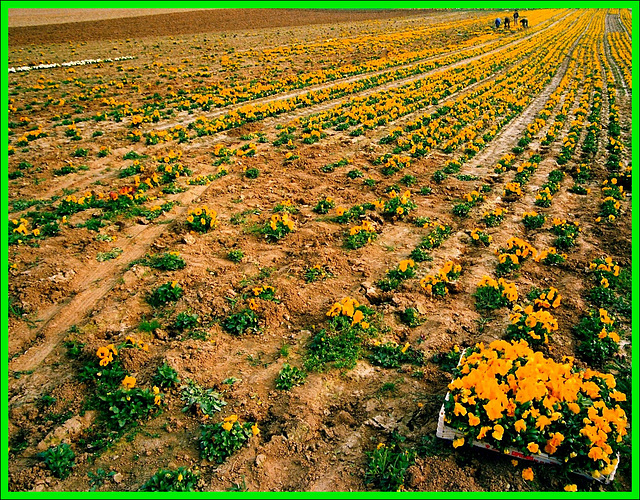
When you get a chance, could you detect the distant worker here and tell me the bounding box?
[495,17,501,29]
[520,17,528,28]
[504,16,511,29]
[514,10,519,25]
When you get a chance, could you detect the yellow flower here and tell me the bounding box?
[224,414,238,423]
[453,437,464,448]
[121,375,136,389]
[351,310,364,325]
[252,424,260,436]
[177,473,183,482]
[398,259,413,273]
[400,342,410,354]
[522,468,534,481]
[377,442,385,450]
[564,484,577,492]
[610,391,626,402]
[477,426,492,440]
[527,442,539,454]
[222,421,233,431]
[96,346,111,359]
[453,403,467,417]
[492,424,504,441]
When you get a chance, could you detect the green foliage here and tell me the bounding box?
[413,216,431,227]
[78,354,128,388]
[365,442,415,492]
[470,229,491,247]
[244,167,260,179]
[140,467,199,492]
[344,226,377,250]
[385,261,416,283]
[588,286,631,318]
[139,319,161,332]
[200,419,255,463]
[551,220,581,250]
[347,169,364,179]
[431,346,462,372]
[305,328,362,372]
[398,307,423,327]
[400,174,417,186]
[409,247,432,262]
[147,282,183,307]
[275,363,307,390]
[313,197,336,214]
[262,214,295,242]
[473,285,509,310]
[186,207,218,233]
[153,362,181,388]
[368,342,425,369]
[223,308,260,335]
[95,387,159,430]
[432,169,447,183]
[227,249,244,263]
[180,379,226,417]
[53,165,77,176]
[303,265,333,283]
[87,468,116,491]
[174,311,199,331]
[452,202,472,217]
[376,277,400,292]
[72,147,88,157]
[382,192,417,219]
[96,248,123,262]
[123,150,144,160]
[522,212,546,230]
[419,224,452,250]
[144,252,186,271]
[64,340,86,359]
[574,310,620,367]
[38,443,75,479]
[539,250,566,266]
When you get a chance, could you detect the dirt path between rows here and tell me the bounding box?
[603,14,630,97]
[458,29,586,175]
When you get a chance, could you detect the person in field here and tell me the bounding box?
[495,17,501,29]
[520,18,528,28]
[504,16,511,29]
[513,10,519,25]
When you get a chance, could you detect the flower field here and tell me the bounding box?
[4,7,633,493]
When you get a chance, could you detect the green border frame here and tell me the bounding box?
[1,1,637,498]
